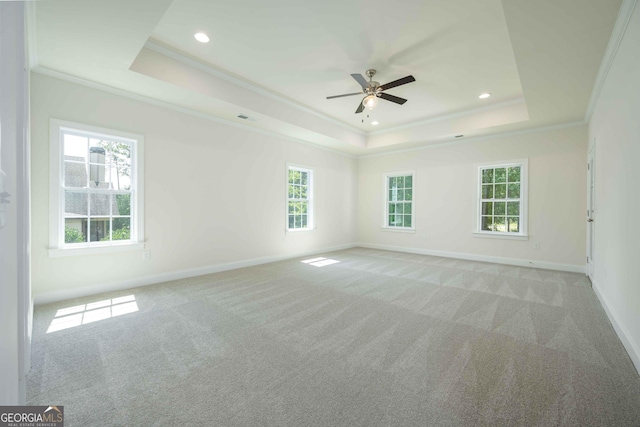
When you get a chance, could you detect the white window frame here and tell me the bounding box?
[382,170,416,232]
[49,119,145,257]
[474,158,528,240]
[286,163,314,232]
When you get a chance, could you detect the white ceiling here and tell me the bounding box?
[30,0,622,155]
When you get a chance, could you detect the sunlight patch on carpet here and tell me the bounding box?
[47,295,139,333]
[301,257,340,267]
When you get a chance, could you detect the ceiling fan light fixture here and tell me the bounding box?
[479,93,491,99]
[194,32,210,43]
[364,95,379,110]
[371,121,379,126]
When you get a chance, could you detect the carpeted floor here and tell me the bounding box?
[28,248,640,426]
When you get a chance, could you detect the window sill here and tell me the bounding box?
[286,227,316,234]
[473,232,528,241]
[380,227,416,234]
[48,242,145,258]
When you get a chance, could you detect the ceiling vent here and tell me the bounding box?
[237,114,257,121]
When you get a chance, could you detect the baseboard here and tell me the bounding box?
[34,243,356,305]
[355,242,585,273]
[591,277,640,375]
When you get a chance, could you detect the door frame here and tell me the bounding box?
[586,140,596,278]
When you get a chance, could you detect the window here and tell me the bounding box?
[287,165,313,231]
[49,120,144,255]
[476,159,527,238]
[383,171,415,230]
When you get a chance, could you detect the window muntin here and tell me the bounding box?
[50,120,143,252]
[384,172,414,229]
[287,166,313,231]
[477,161,526,236]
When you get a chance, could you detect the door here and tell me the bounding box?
[586,142,596,278]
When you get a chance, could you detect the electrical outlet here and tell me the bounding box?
[142,250,150,260]
[533,242,540,250]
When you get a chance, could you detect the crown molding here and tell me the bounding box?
[359,120,586,159]
[585,0,638,122]
[31,67,357,159]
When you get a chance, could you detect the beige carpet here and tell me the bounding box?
[28,248,640,426]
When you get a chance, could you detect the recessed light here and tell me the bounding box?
[479,93,491,99]
[371,121,379,126]
[194,32,210,43]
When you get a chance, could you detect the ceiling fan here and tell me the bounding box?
[327,69,416,114]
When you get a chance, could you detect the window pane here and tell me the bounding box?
[114,194,130,216]
[389,203,395,214]
[397,176,404,187]
[288,215,294,229]
[301,185,308,199]
[404,215,412,228]
[389,177,396,188]
[301,172,308,185]
[405,176,413,188]
[112,217,130,241]
[388,215,394,226]
[507,183,520,199]
[288,170,295,184]
[508,166,521,183]
[293,171,301,185]
[482,202,493,215]
[301,215,308,228]
[495,168,506,183]
[64,219,86,243]
[64,161,87,188]
[65,191,88,216]
[300,202,308,214]
[395,203,403,214]
[397,190,404,201]
[404,203,412,214]
[90,193,111,216]
[494,202,506,216]
[63,134,88,160]
[389,190,396,202]
[89,162,109,189]
[495,184,506,199]
[295,215,302,228]
[507,201,520,216]
[404,189,412,201]
[288,185,294,198]
[494,216,506,232]
[508,217,520,232]
[482,184,493,199]
[482,169,494,183]
[109,165,131,191]
[89,219,110,242]
[481,216,493,231]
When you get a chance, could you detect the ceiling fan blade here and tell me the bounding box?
[379,75,416,91]
[355,98,365,114]
[379,92,408,105]
[351,73,369,89]
[326,92,363,99]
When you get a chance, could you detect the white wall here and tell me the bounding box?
[588,0,640,372]
[30,73,357,302]
[357,125,587,271]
